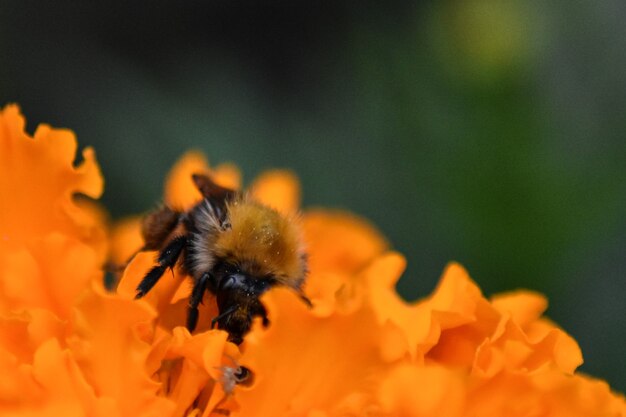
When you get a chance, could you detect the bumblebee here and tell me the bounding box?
[135,173,308,344]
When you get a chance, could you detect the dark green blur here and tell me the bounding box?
[1,0,624,391]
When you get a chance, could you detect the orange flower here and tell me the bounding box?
[0,105,624,417]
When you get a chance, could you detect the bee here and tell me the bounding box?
[135,173,308,344]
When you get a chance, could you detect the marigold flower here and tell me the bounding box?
[0,105,624,417]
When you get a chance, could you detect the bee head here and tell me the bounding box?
[214,269,272,344]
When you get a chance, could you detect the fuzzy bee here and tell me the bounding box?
[135,173,308,344]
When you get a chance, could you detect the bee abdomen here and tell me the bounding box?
[141,205,181,250]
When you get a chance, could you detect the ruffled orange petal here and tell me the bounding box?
[490,291,548,329]
[302,210,388,277]
[0,338,116,417]
[0,105,104,245]
[377,364,465,417]
[422,264,502,366]
[0,309,65,366]
[355,253,437,361]
[249,170,300,214]
[419,264,583,379]
[541,374,626,417]
[212,163,242,193]
[164,152,211,210]
[0,105,107,319]
[0,234,101,319]
[72,196,110,266]
[234,288,386,417]
[109,216,144,266]
[164,152,241,211]
[164,329,217,417]
[68,283,175,417]
[158,328,243,417]
[471,314,583,378]
[352,258,487,362]
[466,370,626,417]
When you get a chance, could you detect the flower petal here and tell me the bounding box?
[109,216,144,267]
[68,283,175,417]
[0,105,104,245]
[466,370,626,416]
[0,234,101,319]
[302,210,388,277]
[0,338,117,417]
[164,152,241,211]
[0,309,65,365]
[357,253,439,361]
[490,291,548,329]
[235,288,387,417]
[249,170,300,214]
[378,364,465,417]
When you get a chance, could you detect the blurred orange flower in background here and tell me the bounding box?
[1,105,624,417]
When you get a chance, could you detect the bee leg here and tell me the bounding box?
[211,305,238,329]
[135,235,187,299]
[299,293,313,308]
[260,305,270,327]
[186,272,210,331]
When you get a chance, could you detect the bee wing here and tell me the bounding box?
[192,173,236,222]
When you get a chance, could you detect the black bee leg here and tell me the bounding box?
[299,293,313,308]
[186,272,210,331]
[211,305,238,329]
[135,236,187,299]
[259,304,270,327]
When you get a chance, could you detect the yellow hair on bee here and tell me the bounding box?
[213,198,305,288]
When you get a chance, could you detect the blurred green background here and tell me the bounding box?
[1,0,624,391]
